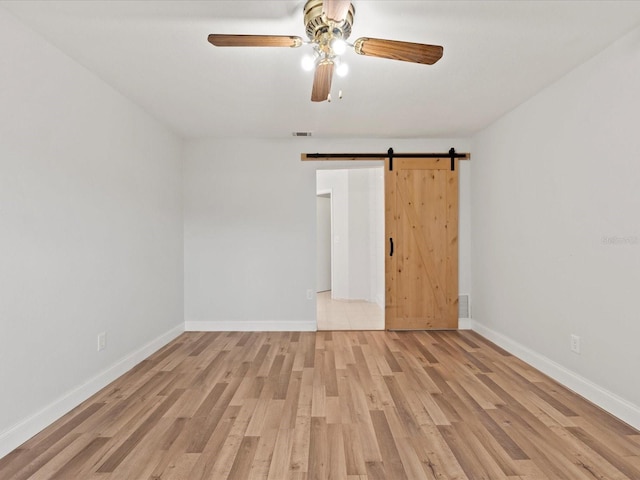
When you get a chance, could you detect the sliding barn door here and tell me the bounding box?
[385,157,458,330]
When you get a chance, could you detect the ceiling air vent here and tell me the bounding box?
[292,132,312,137]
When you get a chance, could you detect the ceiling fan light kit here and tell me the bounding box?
[207,0,443,102]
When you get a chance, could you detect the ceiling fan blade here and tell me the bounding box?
[323,0,351,23]
[208,34,303,48]
[354,37,443,65]
[311,60,334,102]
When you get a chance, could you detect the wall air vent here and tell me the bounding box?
[292,132,312,137]
[459,294,471,318]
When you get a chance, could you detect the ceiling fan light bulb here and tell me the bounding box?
[332,38,347,55]
[301,54,316,71]
[336,62,349,77]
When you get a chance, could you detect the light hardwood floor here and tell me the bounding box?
[2,330,640,479]
[317,291,384,331]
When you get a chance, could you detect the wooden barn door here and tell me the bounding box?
[385,157,458,330]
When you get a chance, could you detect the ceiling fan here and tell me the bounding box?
[207,0,443,102]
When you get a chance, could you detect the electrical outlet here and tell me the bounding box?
[98,332,107,352]
[570,334,580,354]
[306,289,313,300]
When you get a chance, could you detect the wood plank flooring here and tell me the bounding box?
[2,330,640,479]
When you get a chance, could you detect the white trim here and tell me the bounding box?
[0,323,185,459]
[185,320,317,332]
[458,318,473,330]
[470,319,640,430]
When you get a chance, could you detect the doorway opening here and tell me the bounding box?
[316,167,384,330]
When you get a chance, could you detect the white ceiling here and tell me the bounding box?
[3,1,640,139]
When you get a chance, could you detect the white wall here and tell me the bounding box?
[183,137,470,331]
[315,195,331,292]
[471,26,640,428]
[347,168,378,302]
[369,167,386,309]
[0,8,184,457]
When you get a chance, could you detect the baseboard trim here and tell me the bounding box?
[470,319,640,430]
[185,320,317,332]
[458,318,473,330]
[0,323,185,460]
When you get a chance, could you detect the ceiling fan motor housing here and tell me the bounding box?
[303,0,355,43]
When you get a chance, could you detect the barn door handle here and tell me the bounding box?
[389,237,394,257]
